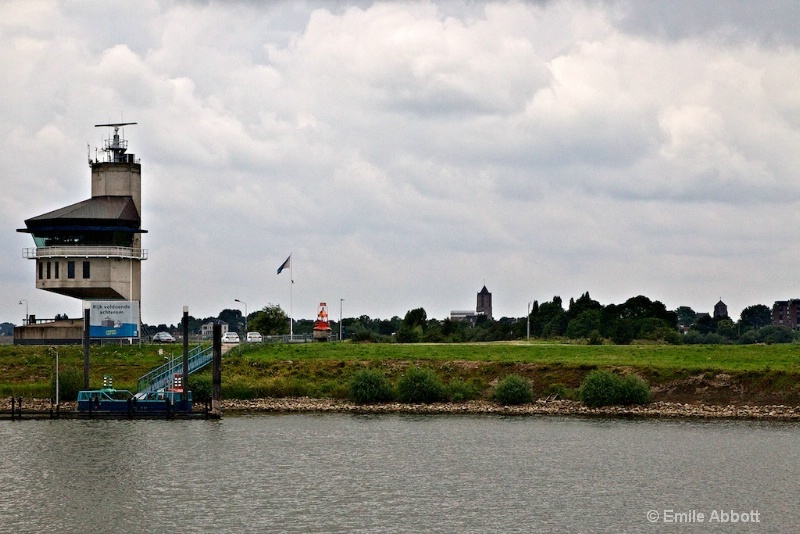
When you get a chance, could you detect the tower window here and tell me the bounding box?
[38,261,43,280]
[54,261,59,279]
[67,261,75,279]
[46,262,51,280]
[82,261,90,279]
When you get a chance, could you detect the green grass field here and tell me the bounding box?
[2,341,799,402]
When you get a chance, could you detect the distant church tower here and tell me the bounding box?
[477,285,492,320]
[713,299,728,319]
[18,123,147,302]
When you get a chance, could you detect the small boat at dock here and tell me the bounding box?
[77,375,192,414]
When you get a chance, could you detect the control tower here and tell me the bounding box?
[18,123,148,303]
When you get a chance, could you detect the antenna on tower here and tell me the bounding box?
[94,122,137,163]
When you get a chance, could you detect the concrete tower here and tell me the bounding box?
[18,123,147,303]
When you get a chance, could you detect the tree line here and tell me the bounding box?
[142,293,791,345]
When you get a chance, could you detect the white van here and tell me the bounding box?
[246,332,263,343]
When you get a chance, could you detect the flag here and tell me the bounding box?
[277,255,291,274]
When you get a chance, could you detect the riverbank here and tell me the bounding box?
[14,397,800,421]
[221,397,800,420]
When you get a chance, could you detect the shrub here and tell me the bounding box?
[54,367,83,402]
[349,369,394,403]
[446,379,481,402]
[396,367,445,403]
[588,330,604,346]
[580,370,620,407]
[738,329,758,345]
[190,373,213,403]
[618,374,652,405]
[493,374,533,405]
[580,370,651,407]
[349,330,376,343]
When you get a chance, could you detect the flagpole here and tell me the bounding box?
[290,257,293,337]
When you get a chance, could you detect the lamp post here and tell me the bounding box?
[527,301,532,340]
[19,299,28,326]
[339,298,344,341]
[235,299,247,333]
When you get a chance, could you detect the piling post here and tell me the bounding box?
[11,397,15,421]
[83,303,91,390]
[182,306,189,406]
[210,323,222,418]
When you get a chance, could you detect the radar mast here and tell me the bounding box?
[94,122,138,163]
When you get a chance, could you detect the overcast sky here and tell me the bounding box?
[3,0,800,326]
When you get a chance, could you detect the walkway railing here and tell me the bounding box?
[23,246,148,260]
[136,344,213,394]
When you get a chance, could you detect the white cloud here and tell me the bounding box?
[3,1,800,326]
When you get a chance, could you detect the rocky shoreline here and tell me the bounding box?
[11,397,800,420]
[219,398,800,420]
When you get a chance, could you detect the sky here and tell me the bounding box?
[2,0,800,326]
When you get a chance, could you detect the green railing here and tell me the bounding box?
[136,344,213,394]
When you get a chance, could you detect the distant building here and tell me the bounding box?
[449,310,484,324]
[713,299,728,319]
[201,320,228,338]
[772,300,800,329]
[477,285,493,320]
[450,285,493,323]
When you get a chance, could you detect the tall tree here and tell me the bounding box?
[675,306,697,327]
[248,304,289,335]
[739,304,772,330]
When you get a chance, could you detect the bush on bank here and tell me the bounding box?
[445,379,481,402]
[52,367,83,402]
[349,369,394,403]
[397,367,446,403]
[493,374,533,405]
[579,370,651,407]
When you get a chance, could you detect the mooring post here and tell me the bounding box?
[17,397,22,418]
[10,397,15,421]
[83,303,91,390]
[210,323,222,418]
[182,305,189,408]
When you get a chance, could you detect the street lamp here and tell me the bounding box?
[235,299,247,333]
[527,301,532,340]
[19,299,28,326]
[339,298,344,341]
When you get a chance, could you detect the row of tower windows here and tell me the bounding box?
[38,260,90,280]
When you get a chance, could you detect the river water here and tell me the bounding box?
[1,414,798,533]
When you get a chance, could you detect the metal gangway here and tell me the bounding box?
[136,344,214,395]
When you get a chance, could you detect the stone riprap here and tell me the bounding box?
[10,398,800,420]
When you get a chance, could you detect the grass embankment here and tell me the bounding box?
[2,341,800,405]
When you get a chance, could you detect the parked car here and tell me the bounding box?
[246,332,263,343]
[221,332,240,343]
[152,331,176,343]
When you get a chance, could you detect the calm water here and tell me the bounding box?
[1,414,798,533]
